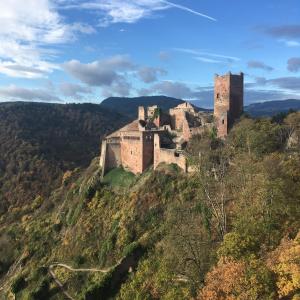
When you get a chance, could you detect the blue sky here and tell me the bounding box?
[0,0,299,107]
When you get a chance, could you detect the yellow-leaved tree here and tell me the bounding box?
[267,231,300,299]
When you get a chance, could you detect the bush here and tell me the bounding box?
[11,275,26,294]
[74,255,85,266]
[31,278,50,300]
[81,270,114,300]
[31,195,44,210]
[217,232,260,260]
[122,241,140,257]
[228,119,284,157]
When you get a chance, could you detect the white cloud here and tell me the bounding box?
[63,55,135,86]
[173,48,240,63]
[195,57,222,64]
[161,1,216,21]
[0,0,95,78]
[63,55,135,96]
[247,60,274,71]
[0,84,62,102]
[60,82,92,99]
[280,40,300,47]
[137,67,167,83]
[63,0,216,26]
[63,55,169,96]
[140,80,201,99]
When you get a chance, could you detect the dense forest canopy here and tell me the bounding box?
[0,102,128,210]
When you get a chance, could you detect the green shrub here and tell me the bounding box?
[217,232,260,260]
[122,241,139,257]
[11,275,26,294]
[74,255,85,266]
[31,278,50,300]
[31,195,44,210]
[81,270,114,300]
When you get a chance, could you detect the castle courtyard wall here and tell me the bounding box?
[154,148,187,172]
[154,134,187,172]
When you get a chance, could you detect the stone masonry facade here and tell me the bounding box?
[100,72,244,175]
[214,72,244,137]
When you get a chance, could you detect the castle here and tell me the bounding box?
[100,72,244,175]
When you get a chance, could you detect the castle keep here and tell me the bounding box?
[100,72,244,175]
[214,72,244,137]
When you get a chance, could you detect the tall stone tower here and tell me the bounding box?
[214,72,244,137]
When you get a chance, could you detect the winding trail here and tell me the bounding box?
[48,259,123,300]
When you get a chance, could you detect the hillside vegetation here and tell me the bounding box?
[0,102,128,212]
[0,111,300,300]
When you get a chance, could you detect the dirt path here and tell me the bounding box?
[48,265,75,300]
[48,259,123,300]
[49,263,112,274]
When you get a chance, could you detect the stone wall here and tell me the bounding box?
[138,106,146,120]
[214,74,230,123]
[100,137,122,175]
[154,134,187,172]
[169,109,186,131]
[182,118,192,141]
[106,141,121,171]
[99,140,107,176]
[229,73,244,122]
[120,132,143,174]
[216,112,228,138]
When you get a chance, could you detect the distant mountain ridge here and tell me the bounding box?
[244,99,300,117]
[100,96,209,119]
[100,96,300,118]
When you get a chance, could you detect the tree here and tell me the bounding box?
[267,231,300,299]
[195,146,229,239]
[284,112,300,150]
[163,203,216,287]
[198,257,276,300]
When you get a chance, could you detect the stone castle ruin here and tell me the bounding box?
[100,72,244,175]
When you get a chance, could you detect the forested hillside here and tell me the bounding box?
[0,111,299,300]
[0,102,128,211]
